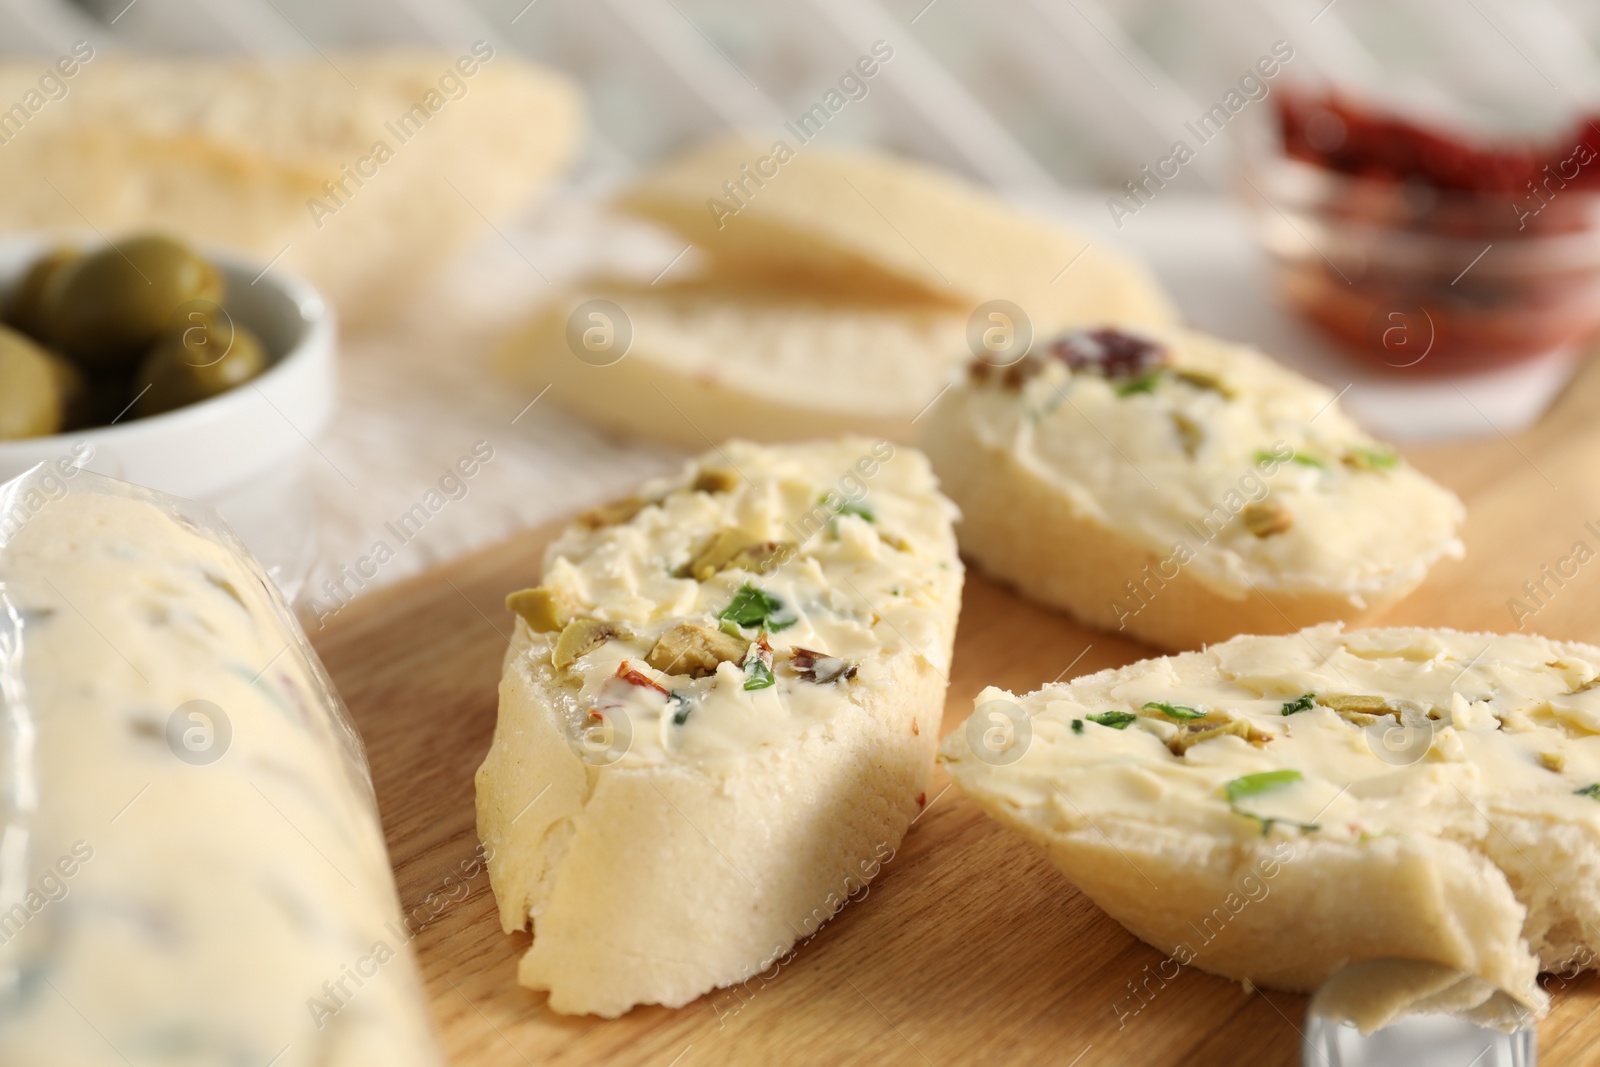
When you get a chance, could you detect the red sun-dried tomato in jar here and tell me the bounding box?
[1242,89,1600,372]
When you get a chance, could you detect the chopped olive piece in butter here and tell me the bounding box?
[692,466,741,493]
[578,496,648,529]
[1171,412,1204,457]
[554,618,629,670]
[647,622,748,677]
[1168,716,1272,756]
[1242,501,1293,538]
[683,532,796,581]
[682,528,757,580]
[507,586,574,632]
[1319,693,1402,726]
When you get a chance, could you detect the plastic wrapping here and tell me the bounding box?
[0,462,441,1066]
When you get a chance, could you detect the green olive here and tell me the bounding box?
[0,325,84,439]
[44,234,225,368]
[6,246,80,341]
[133,316,266,418]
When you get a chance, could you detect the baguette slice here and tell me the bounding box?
[920,326,1464,650]
[500,277,967,447]
[0,52,580,319]
[475,438,963,1016]
[615,139,1177,327]
[940,624,1600,1016]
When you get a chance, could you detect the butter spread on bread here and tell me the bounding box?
[476,438,962,1016]
[941,624,1600,1014]
[921,326,1464,650]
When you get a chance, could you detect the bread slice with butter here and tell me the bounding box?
[919,326,1464,650]
[940,624,1600,1016]
[475,438,963,1016]
[499,140,1177,447]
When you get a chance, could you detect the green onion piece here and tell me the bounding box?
[743,658,775,691]
[1113,370,1163,396]
[1281,693,1315,716]
[836,501,875,522]
[1344,446,1400,471]
[1071,719,1084,734]
[1085,711,1138,730]
[1255,448,1324,468]
[1142,701,1205,721]
[1575,783,1600,800]
[1224,769,1303,803]
[668,691,693,726]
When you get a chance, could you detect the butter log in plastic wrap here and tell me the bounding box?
[0,462,441,1066]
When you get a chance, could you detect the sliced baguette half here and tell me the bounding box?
[614,138,1178,326]
[0,52,580,319]
[920,326,1464,650]
[939,624,1600,1015]
[475,438,963,1016]
[500,277,967,447]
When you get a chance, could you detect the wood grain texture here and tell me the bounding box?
[310,357,1600,1066]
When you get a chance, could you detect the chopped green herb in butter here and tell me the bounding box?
[1224,769,1303,803]
[718,583,796,632]
[743,658,775,691]
[1281,693,1316,716]
[1142,701,1206,721]
[669,691,693,726]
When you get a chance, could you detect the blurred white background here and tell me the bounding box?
[7,0,1599,188]
[5,0,1595,599]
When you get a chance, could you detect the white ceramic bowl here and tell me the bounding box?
[0,238,337,596]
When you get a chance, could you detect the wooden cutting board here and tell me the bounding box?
[310,357,1600,1067]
